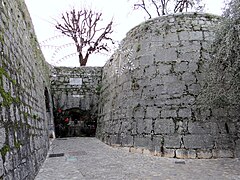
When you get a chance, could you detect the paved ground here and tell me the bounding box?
[35,137,240,180]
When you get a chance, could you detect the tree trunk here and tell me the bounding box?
[78,53,87,66]
[80,58,88,66]
[78,53,88,66]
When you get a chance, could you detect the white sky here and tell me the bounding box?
[25,0,226,67]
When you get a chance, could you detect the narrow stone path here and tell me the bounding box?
[35,138,240,180]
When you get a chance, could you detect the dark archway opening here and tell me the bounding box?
[44,87,51,112]
[54,108,97,138]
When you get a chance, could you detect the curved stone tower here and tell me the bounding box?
[97,13,239,158]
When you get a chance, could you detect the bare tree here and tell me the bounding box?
[134,0,170,18]
[132,0,204,19]
[55,9,114,66]
[174,0,194,13]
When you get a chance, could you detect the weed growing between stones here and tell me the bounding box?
[0,145,10,158]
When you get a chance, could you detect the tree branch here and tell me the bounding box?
[55,8,114,66]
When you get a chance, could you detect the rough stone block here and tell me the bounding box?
[235,139,240,158]
[157,64,172,75]
[161,109,177,118]
[176,149,196,159]
[153,150,162,156]
[154,85,166,95]
[178,108,192,118]
[175,120,188,134]
[145,107,160,119]
[182,72,196,84]
[134,136,152,149]
[178,51,200,62]
[137,118,152,134]
[189,31,203,41]
[141,85,154,95]
[144,66,156,77]
[156,48,178,62]
[188,83,201,95]
[162,75,178,83]
[212,149,234,158]
[164,135,181,148]
[109,135,121,146]
[214,135,235,149]
[129,147,143,154]
[178,31,189,41]
[20,163,29,179]
[0,155,3,177]
[174,62,188,72]
[139,54,154,66]
[142,148,152,156]
[165,82,185,95]
[133,106,145,118]
[188,122,210,134]
[151,136,163,152]
[163,148,175,158]
[203,31,215,41]
[121,134,134,147]
[188,62,198,72]
[183,134,214,149]
[165,98,181,105]
[0,128,6,149]
[197,149,213,159]
[13,168,21,180]
[4,152,13,173]
[180,95,196,105]
[154,118,175,134]
[165,33,178,42]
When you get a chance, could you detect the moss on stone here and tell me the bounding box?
[0,33,4,44]
[0,145,10,157]
[23,112,28,119]
[96,84,102,95]
[0,87,14,106]
[14,140,21,149]
[136,44,141,52]
[0,67,18,87]
[32,114,38,120]
[13,122,19,131]
[0,67,10,80]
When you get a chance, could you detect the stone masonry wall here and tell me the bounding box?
[50,66,102,117]
[0,0,53,179]
[97,13,239,158]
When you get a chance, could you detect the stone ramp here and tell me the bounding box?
[35,138,240,180]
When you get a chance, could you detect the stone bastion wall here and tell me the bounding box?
[96,13,240,159]
[0,0,53,179]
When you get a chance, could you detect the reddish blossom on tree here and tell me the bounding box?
[55,9,114,66]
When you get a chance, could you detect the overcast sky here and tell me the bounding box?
[25,0,225,67]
